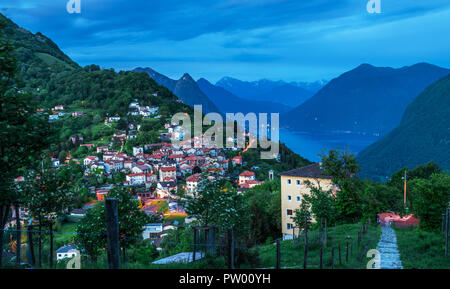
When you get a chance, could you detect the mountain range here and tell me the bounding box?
[133,67,220,115]
[215,76,324,107]
[357,74,450,181]
[282,63,450,136]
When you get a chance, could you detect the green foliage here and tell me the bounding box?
[395,227,450,268]
[321,149,361,222]
[303,179,337,224]
[243,180,281,245]
[410,173,450,231]
[293,201,312,230]
[75,186,159,259]
[185,178,249,238]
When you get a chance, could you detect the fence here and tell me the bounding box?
[0,219,378,269]
[0,199,383,270]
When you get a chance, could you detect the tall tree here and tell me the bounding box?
[0,19,51,267]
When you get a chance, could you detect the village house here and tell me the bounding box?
[56,245,78,261]
[159,166,177,182]
[280,163,337,240]
[186,174,202,194]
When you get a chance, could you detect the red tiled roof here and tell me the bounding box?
[160,166,176,172]
[239,170,255,177]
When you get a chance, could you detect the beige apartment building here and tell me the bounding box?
[280,163,335,240]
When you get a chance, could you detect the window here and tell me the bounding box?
[287,179,291,184]
[287,209,293,216]
[287,195,292,201]
[296,196,301,202]
[296,180,300,185]
[287,223,293,230]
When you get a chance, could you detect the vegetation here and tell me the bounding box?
[358,74,450,181]
[395,227,450,269]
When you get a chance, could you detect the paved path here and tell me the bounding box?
[376,225,403,269]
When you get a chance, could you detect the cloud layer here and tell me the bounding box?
[1,0,450,82]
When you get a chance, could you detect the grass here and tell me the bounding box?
[394,227,450,269]
[256,223,381,269]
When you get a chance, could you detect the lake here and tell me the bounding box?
[279,129,380,162]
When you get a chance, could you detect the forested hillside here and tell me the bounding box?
[358,75,450,181]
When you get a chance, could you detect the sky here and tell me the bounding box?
[1,0,450,82]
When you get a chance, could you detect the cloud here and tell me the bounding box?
[1,0,450,81]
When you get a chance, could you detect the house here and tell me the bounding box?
[56,245,78,261]
[133,146,144,156]
[156,181,177,198]
[238,171,255,185]
[280,163,336,240]
[159,166,177,182]
[232,155,242,165]
[186,174,202,193]
[83,156,98,166]
[142,223,163,239]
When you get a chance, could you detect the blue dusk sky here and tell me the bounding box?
[1,0,450,82]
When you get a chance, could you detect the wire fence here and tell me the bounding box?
[0,218,380,269]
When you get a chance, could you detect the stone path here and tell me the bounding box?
[376,225,403,269]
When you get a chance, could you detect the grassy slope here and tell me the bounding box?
[255,223,381,269]
[395,227,450,269]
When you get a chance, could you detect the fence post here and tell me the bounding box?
[276,239,281,269]
[445,208,449,257]
[320,247,323,269]
[442,214,446,234]
[227,227,234,269]
[346,241,348,262]
[351,239,353,257]
[15,205,21,267]
[193,227,197,262]
[303,226,308,269]
[331,247,335,269]
[105,198,120,269]
[38,216,42,267]
[49,222,53,268]
[27,224,35,266]
[338,244,342,265]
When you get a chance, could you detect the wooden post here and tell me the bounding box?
[15,205,21,267]
[38,216,42,267]
[276,239,281,269]
[27,224,35,266]
[49,222,54,268]
[193,227,197,262]
[351,239,353,256]
[105,198,120,269]
[443,214,446,234]
[331,247,335,269]
[227,227,234,269]
[319,247,323,269]
[346,241,348,262]
[334,223,337,247]
[338,244,342,265]
[445,208,449,257]
[303,225,308,269]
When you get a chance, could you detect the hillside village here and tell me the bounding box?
[39,100,267,252]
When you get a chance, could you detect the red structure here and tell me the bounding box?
[377,212,419,228]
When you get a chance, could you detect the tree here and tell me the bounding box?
[320,149,362,222]
[0,19,51,266]
[75,186,158,261]
[410,173,450,231]
[293,200,312,231]
[186,179,249,238]
[303,179,336,225]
